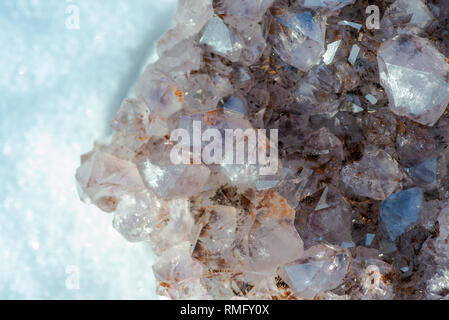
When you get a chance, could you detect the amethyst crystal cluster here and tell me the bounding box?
[76,0,449,300]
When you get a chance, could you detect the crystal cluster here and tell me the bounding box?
[76,0,449,300]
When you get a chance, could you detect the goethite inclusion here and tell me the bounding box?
[76,0,449,300]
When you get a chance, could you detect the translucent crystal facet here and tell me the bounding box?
[272,10,326,72]
[300,0,355,11]
[278,245,349,299]
[341,149,402,201]
[378,34,449,126]
[296,186,353,249]
[200,17,240,62]
[380,187,424,240]
[219,0,274,22]
[407,158,438,185]
[381,0,434,36]
[75,150,146,212]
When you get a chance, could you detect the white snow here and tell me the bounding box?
[0,0,177,299]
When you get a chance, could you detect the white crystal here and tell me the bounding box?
[348,44,360,65]
[157,0,213,54]
[135,140,211,199]
[338,20,362,31]
[351,104,364,113]
[75,150,145,212]
[200,16,240,62]
[175,0,214,35]
[378,34,449,126]
[181,74,221,112]
[323,40,341,65]
[138,159,210,199]
[220,0,274,22]
[113,190,164,242]
[301,0,355,11]
[154,39,202,77]
[153,242,209,299]
[193,206,238,269]
[315,186,330,211]
[134,68,183,118]
[223,16,267,65]
[381,0,434,35]
[360,264,394,300]
[365,94,378,105]
[150,199,195,255]
[273,11,326,72]
[278,245,349,299]
[113,190,194,252]
[241,192,304,273]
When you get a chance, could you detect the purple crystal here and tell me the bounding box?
[75,0,449,300]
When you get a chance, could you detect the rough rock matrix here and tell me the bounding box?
[76,0,449,300]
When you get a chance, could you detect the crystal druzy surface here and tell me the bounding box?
[76,0,449,300]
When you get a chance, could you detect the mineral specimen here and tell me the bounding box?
[271,10,327,72]
[380,187,424,241]
[76,0,449,300]
[278,244,349,299]
[378,34,449,126]
[341,148,401,201]
[381,0,434,37]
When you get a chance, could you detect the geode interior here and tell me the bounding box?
[76,0,449,300]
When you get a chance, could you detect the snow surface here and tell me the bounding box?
[0,0,177,299]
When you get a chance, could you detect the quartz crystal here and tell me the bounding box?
[157,0,213,54]
[378,34,449,126]
[75,150,146,212]
[299,0,355,11]
[296,186,353,248]
[381,0,434,37]
[407,158,438,185]
[218,0,274,22]
[380,187,424,241]
[133,138,211,199]
[200,17,241,62]
[271,10,326,72]
[341,149,401,201]
[76,0,449,300]
[278,244,349,299]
